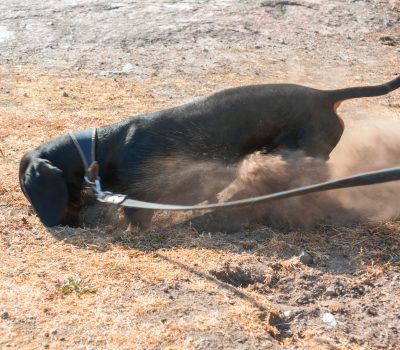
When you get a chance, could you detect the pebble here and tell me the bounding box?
[62,91,69,97]
[283,310,292,318]
[1,311,9,319]
[299,251,314,266]
[122,63,134,73]
[322,312,337,326]
[297,293,313,305]
[325,286,337,298]
[237,336,248,343]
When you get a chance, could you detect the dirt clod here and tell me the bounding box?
[299,251,314,266]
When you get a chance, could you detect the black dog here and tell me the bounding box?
[19,76,400,228]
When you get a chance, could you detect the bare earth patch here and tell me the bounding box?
[1,1,400,349]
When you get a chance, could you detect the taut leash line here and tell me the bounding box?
[85,166,400,211]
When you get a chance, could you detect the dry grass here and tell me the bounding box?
[1,66,399,349]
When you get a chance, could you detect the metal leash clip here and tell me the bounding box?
[84,162,127,205]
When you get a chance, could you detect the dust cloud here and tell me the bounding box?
[213,119,400,229]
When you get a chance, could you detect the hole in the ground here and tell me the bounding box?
[210,265,265,287]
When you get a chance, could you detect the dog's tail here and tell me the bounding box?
[326,75,400,103]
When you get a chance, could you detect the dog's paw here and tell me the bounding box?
[118,207,153,233]
[126,222,142,234]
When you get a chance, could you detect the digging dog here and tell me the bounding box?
[19,75,400,229]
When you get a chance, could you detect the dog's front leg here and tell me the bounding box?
[119,207,154,233]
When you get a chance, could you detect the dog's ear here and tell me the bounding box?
[21,158,68,227]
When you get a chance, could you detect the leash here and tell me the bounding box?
[70,128,400,211]
[88,166,400,210]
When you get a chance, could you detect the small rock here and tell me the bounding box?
[367,307,378,316]
[23,93,29,97]
[62,91,69,97]
[283,310,291,318]
[51,329,57,335]
[237,336,248,343]
[322,312,337,326]
[297,293,313,305]
[325,286,337,298]
[299,251,314,266]
[44,332,49,337]
[122,63,134,73]
[1,311,9,319]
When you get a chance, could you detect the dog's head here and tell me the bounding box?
[19,149,82,227]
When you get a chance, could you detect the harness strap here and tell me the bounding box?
[69,128,97,176]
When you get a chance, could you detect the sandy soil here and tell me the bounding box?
[0,1,400,349]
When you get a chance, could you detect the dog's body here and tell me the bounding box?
[19,76,400,228]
